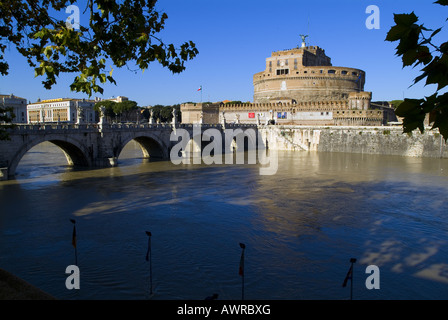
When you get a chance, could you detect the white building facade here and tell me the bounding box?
[1,94,28,123]
[27,98,96,124]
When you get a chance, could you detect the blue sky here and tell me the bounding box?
[1,0,448,106]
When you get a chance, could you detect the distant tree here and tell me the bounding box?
[386,0,448,140]
[146,104,180,123]
[113,100,138,122]
[389,100,404,110]
[160,105,173,122]
[94,100,116,122]
[149,104,163,122]
[0,0,199,97]
[0,106,15,140]
[140,107,150,121]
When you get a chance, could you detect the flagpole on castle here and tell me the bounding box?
[198,85,202,103]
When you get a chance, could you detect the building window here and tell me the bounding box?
[341,70,348,75]
[276,69,289,75]
[328,70,336,74]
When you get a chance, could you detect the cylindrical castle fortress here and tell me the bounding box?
[253,45,366,103]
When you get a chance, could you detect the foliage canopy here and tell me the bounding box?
[386,0,448,140]
[0,0,199,96]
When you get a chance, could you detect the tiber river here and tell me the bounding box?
[0,141,447,300]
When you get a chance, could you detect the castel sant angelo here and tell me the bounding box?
[181,36,396,126]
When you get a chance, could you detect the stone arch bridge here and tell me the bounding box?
[0,122,261,180]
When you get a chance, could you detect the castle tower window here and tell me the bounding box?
[328,70,336,74]
[341,70,348,75]
[276,69,289,75]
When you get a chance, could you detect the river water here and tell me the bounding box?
[0,141,448,300]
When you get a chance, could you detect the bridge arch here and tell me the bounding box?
[226,128,258,152]
[183,129,225,157]
[8,136,91,178]
[117,133,169,161]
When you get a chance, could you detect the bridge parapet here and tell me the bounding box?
[175,123,258,131]
[10,122,258,132]
[108,123,174,130]
[11,123,100,132]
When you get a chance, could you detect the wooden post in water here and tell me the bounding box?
[342,257,357,300]
[145,231,152,295]
[239,243,246,300]
[70,219,77,265]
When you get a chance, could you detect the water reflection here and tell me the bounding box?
[1,142,448,300]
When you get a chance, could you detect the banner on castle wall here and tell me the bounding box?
[248,113,255,118]
[277,112,287,119]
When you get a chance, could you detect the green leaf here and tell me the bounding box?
[430,27,442,38]
[32,28,49,39]
[34,67,43,77]
[435,0,448,6]
[393,12,419,26]
[415,46,433,65]
[402,48,419,67]
[43,46,53,59]
[106,75,116,85]
[395,98,424,117]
